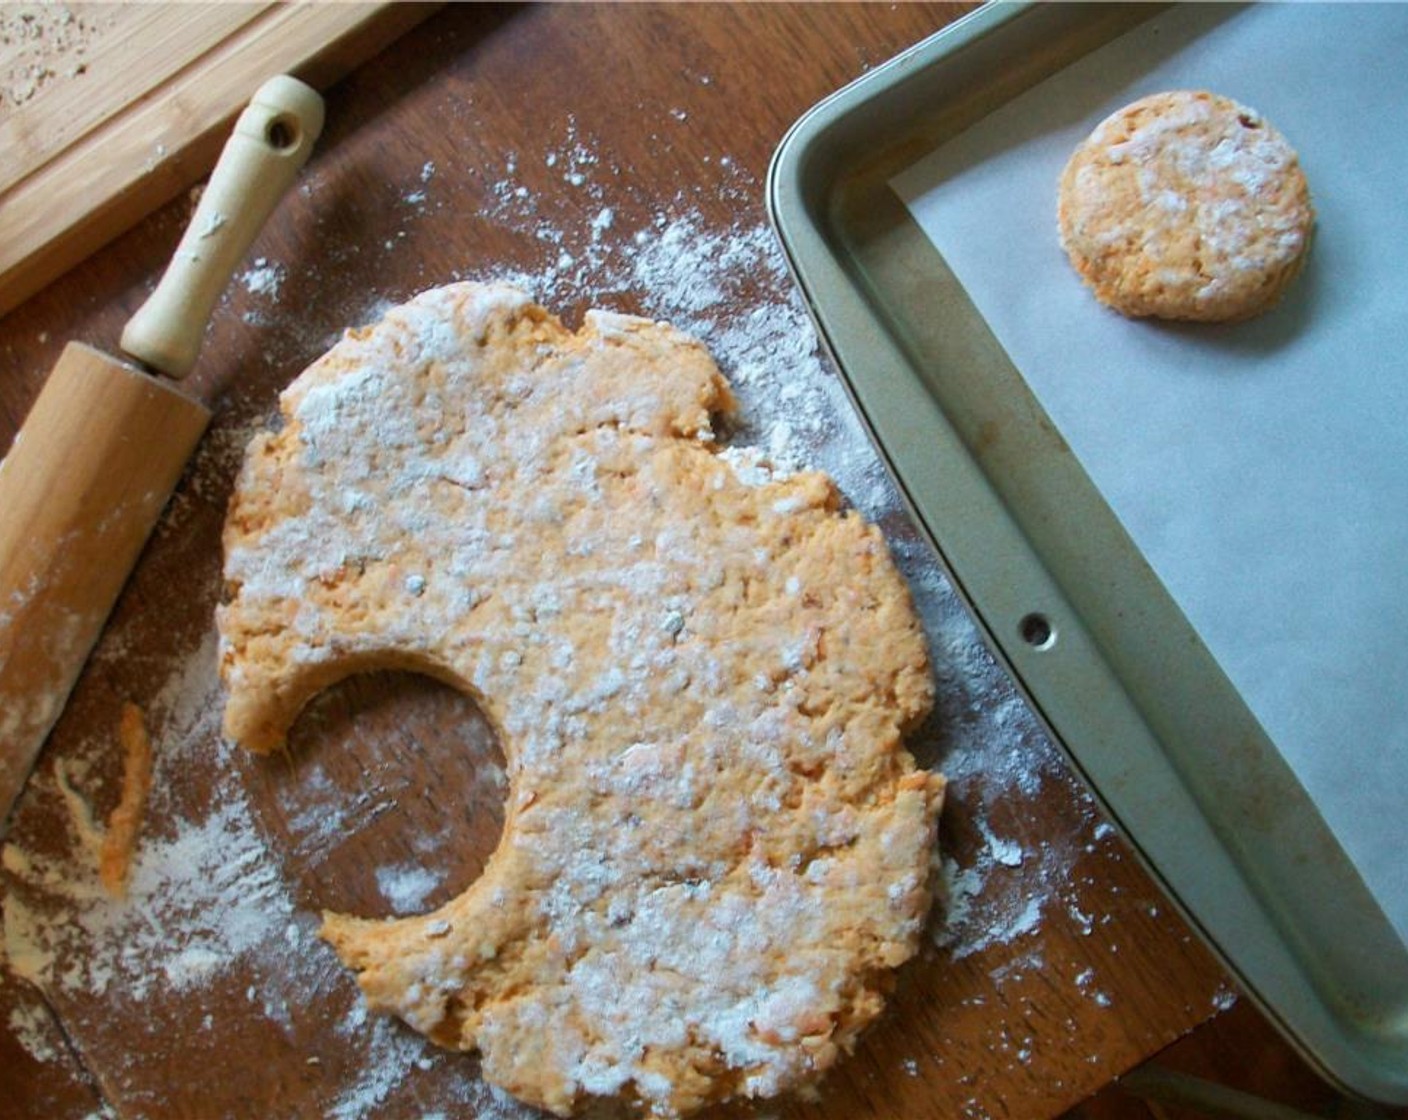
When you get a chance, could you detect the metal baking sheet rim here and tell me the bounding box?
[766,0,1408,1104]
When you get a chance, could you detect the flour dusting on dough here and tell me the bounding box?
[219,281,943,1115]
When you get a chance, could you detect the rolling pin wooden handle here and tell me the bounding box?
[119,75,325,379]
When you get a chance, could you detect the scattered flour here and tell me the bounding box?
[1075,967,1113,1008]
[240,257,285,299]
[375,862,445,915]
[1,622,539,1119]
[6,999,61,1064]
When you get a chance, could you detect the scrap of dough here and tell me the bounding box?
[98,701,153,897]
[217,283,944,1116]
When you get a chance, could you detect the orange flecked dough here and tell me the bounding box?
[218,283,945,1117]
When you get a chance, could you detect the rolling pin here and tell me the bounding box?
[0,75,325,833]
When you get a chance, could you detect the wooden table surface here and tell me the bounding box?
[1,6,1231,1119]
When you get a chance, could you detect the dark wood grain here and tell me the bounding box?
[1,6,1230,1119]
[0,967,108,1120]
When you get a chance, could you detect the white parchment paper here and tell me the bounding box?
[893,3,1408,944]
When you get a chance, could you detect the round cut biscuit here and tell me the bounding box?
[1058,89,1314,322]
[217,283,944,1117]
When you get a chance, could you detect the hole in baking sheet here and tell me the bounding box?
[260,671,507,918]
[1019,612,1057,651]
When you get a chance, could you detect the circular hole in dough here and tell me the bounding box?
[259,670,507,919]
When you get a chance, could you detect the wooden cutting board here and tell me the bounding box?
[0,1,436,317]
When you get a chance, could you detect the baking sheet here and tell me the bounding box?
[892,3,1408,946]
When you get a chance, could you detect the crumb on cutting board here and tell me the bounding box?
[0,3,116,112]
